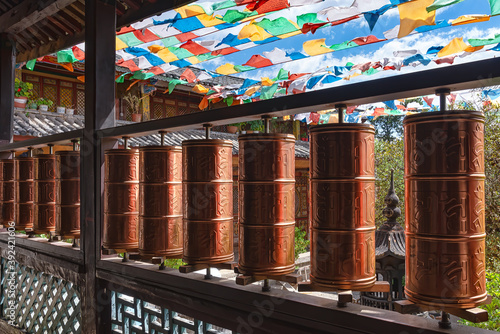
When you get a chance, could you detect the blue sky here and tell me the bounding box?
[181,0,500,84]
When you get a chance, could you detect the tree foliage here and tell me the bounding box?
[368,116,404,141]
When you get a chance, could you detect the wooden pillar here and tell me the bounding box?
[82,0,117,333]
[0,33,15,147]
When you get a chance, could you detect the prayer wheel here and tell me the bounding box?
[34,154,56,233]
[0,160,2,224]
[138,146,183,257]
[404,111,487,309]
[182,139,233,264]
[238,133,296,275]
[103,149,140,249]
[1,159,15,224]
[15,156,34,230]
[56,151,80,238]
[309,124,376,290]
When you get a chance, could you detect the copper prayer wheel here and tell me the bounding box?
[34,154,56,233]
[55,151,80,238]
[14,156,34,231]
[309,124,376,290]
[238,133,296,275]
[404,111,487,309]
[103,149,140,249]
[138,146,183,257]
[1,159,15,224]
[0,160,3,224]
[182,139,233,264]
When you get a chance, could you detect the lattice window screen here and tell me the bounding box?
[60,87,74,109]
[110,290,234,334]
[0,258,82,333]
[166,106,176,118]
[76,90,85,115]
[31,83,41,101]
[42,85,57,112]
[153,103,164,120]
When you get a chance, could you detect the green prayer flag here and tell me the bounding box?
[223,10,254,23]
[243,99,252,103]
[261,84,278,100]
[131,71,154,80]
[57,49,78,63]
[117,32,143,47]
[427,0,464,12]
[489,0,500,15]
[255,17,297,35]
[234,65,255,72]
[168,46,194,59]
[274,68,289,81]
[116,72,129,83]
[168,79,188,94]
[161,37,179,48]
[363,68,379,76]
[226,96,234,106]
[26,59,36,71]
[469,34,500,47]
[330,41,358,52]
[297,13,324,27]
[212,0,235,11]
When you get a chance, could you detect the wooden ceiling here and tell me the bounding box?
[0,0,195,62]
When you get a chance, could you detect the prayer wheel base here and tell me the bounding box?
[182,255,234,266]
[405,289,489,310]
[309,275,377,291]
[234,266,302,290]
[179,262,236,274]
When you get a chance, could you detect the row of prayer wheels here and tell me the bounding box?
[0,150,80,238]
[102,132,297,278]
[100,110,486,309]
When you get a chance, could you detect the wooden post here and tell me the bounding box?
[0,33,15,149]
[82,0,117,333]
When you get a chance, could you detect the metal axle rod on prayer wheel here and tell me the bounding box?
[180,124,234,277]
[403,109,489,317]
[14,148,34,232]
[236,115,301,291]
[33,145,56,236]
[56,143,81,244]
[103,137,139,256]
[138,131,183,268]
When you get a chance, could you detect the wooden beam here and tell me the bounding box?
[116,0,196,29]
[0,0,77,34]
[16,30,84,63]
[81,0,117,332]
[0,33,15,146]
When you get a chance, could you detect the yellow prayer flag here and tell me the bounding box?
[157,48,179,63]
[175,5,206,18]
[116,37,128,51]
[238,22,274,41]
[216,63,238,75]
[398,0,436,38]
[303,39,332,56]
[437,37,469,57]
[186,56,201,65]
[193,84,209,94]
[261,77,274,86]
[197,14,225,27]
[464,45,484,53]
[451,15,490,26]
[148,45,164,53]
[245,86,261,96]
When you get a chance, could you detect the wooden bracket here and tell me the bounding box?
[394,297,491,324]
[179,262,236,275]
[298,281,390,307]
[234,267,302,292]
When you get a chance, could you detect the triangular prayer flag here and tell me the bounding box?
[193,84,209,94]
[57,49,78,63]
[398,0,435,38]
[303,39,331,56]
[244,55,273,68]
[180,68,197,83]
[274,68,289,81]
[168,79,188,94]
[261,84,279,100]
[199,97,209,110]
[261,77,275,86]
[423,96,434,107]
[437,37,469,57]
[216,63,237,75]
[488,0,500,15]
[26,59,36,71]
[72,46,85,60]
[427,0,464,12]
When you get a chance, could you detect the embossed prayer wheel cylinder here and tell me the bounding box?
[404,111,487,309]
[56,151,81,238]
[14,156,34,230]
[238,133,296,276]
[1,159,15,224]
[138,146,183,258]
[103,149,139,250]
[309,124,376,290]
[182,139,234,264]
[34,154,56,233]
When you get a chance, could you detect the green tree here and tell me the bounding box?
[368,116,404,141]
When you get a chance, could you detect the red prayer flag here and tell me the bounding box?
[176,32,199,43]
[180,40,211,55]
[117,59,140,72]
[288,73,308,80]
[133,29,159,43]
[301,22,328,34]
[252,0,289,14]
[244,55,273,68]
[211,47,239,56]
[331,15,359,26]
[434,56,455,65]
[351,35,385,46]
[180,68,197,83]
[72,46,85,60]
[147,66,166,75]
[423,96,434,107]
[448,94,457,105]
[117,27,135,35]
